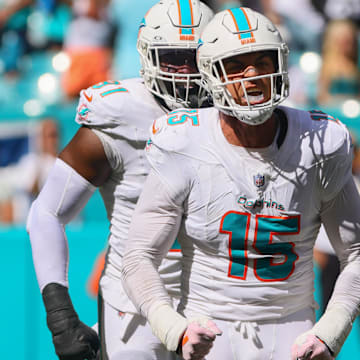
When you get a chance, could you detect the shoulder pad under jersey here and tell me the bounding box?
[75,78,165,141]
[148,107,215,154]
[306,109,351,156]
[280,106,352,159]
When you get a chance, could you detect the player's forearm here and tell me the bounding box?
[122,170,185,349]
[122,245,174,313]
[122,216,185,351]
[330,251,360,316]
[27,159,96,291]
[304,255,360,358]
[315,260,360,355]
[28,199,70,290]
[312,177,360,355]
[121,200,182,316]
[122,251,188,351]
[122,169,183,309]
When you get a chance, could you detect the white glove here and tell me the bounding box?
[180,318,222,360]
[291,333,334,360]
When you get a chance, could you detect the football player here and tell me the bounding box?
[27,1,213,359]
[122,7,360,360]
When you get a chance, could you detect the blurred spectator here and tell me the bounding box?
[264,0,325,52]
[209,1,263,13]
[312,0,360,26]
[286,64,310,107]
[217,0,242,11]
[27,0,72,51]
[240,0,264,13]
[0,117,59,224]
[0,0,32,24]
[317,19,360,106]
[61,0,115,99]
[0,0,34,75]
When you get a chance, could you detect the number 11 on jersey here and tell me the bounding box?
[220,211,300,282]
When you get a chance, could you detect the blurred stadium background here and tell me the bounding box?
[1,0,359,358]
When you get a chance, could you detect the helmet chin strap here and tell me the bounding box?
[233,107,274,126]
[217,92,275,126]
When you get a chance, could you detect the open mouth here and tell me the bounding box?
[243,88,265,105]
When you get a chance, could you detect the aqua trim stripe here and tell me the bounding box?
[169,109,198,115]
[100,88,128,97]
[229,7,252,39]
[178,0,193,35]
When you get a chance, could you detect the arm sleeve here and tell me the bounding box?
[27,158,96,292]
[122,169,183,317]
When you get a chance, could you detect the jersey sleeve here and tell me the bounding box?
[74,81,130,170]
[74,79,163,140]
[73,79,166,171]
[75,81,128,127]
[318,120,353,202]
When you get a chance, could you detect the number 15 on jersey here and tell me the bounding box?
[220,211,300,282]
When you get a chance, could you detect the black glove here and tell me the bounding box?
[42,283,100,360]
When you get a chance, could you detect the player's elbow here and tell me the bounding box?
[27,199,46,234]
[121,249,141,283]
[121,250,145,306]
[26,198,61,238]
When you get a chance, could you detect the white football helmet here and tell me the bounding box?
[137,0,214,110]
[197,7,289,125]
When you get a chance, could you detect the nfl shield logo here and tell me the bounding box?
[253,174,265,188]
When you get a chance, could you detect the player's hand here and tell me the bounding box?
[42,283,100,360]
[51,319,100,360]
[291,333,334,360]
[179,318,222,360]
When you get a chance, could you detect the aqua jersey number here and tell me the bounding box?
[220,211,299,282]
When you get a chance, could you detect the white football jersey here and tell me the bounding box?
[75,78,181,312]
[146,106,354,321]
